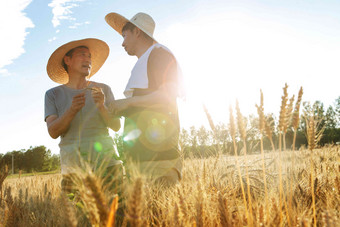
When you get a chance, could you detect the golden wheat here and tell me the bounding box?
[0,146,339,226]
[292,87,304,151]
[1,82,339,227]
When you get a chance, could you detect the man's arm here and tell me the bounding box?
[97,105,121,132]
[111,47,178,112]
[92,88,121,132]
[46,93,85,139]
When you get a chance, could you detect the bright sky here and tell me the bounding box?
[0,0,339,154]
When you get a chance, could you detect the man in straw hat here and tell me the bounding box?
[105,12,184,185]
[44,38,122,192]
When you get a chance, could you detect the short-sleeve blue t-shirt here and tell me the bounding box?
[44,82,119,174]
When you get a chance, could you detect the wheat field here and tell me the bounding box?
[1,145,339,227]
[1,85,339,226]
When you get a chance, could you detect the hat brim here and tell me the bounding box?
[105,12,155,41]
[46,38,109,84]
[105,13,129,36]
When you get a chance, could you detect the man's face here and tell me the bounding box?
[122,28,138,56]
[64,47,92,77]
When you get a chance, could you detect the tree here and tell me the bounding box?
[214,123,230,154]
[24,146,51,172]
[11,150,25,173]
[325,106,337,129]
[1,153,12,171]
[179,128,190,149]
[308,101,327,133]
[42,149,53,171]
[50,154,60,170]
[335,96,340,127]
[197,126,209,146]
[189,126,198,154]
[322,105,340,145]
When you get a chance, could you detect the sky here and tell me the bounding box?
[0,0,339,154]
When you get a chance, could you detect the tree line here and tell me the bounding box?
[178,97,340,158]
[1,97,339,173]
[0,146,59,174]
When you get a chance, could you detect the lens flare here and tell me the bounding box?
[94,142,103,152]
[123,129,142,141]
[145,125,165,144]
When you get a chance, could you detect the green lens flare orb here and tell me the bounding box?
[94,142,103,152]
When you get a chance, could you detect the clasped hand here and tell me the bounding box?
[69,87,105,114]
[91,87,105,108]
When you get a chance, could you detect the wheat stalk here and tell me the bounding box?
[236,100,253,227]
[305,111,325,152]
[61,194,78,227]
[283,95,295,150]
[203,104,221,154]
[203,104,216,133]
[106,195,119,227]
[278,83,288,152]
[310,149,317,227]
[255,89,269,225]
[0,165,9,204]
[126,177,143,227]
[195,178,204,227]
[292,87,303,151]
[236,100,246,142]
[229,105,249,225]
[218,192,231,227]
[255,89,265,133]
[264,116,276,152]
[84,174,109,226]
[277,84,289,225]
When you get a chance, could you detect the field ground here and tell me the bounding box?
[1,146,339,226]
[6,170,60,179]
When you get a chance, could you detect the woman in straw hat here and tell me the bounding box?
[105,12,184,186]
[44,38,122,193]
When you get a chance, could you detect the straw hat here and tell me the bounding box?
[46,38,109,84]
[105,12,156,41]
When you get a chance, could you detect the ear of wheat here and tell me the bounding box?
[264,116,275,152]
[255,89,265,133]
[229,105,237,144]
[236,100,246,142]
[305,111,325,152]
[292,87,303,151]
[278,83,288,151]
[283,95,295,150]
[203,103,221,154]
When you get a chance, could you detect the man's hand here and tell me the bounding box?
[91,87,105,109]
[46,92,85,139]
[90,87,121,131]
[70,93,85,114]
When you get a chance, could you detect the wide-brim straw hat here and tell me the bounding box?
[46,38,109,84]
[105,12,156,41]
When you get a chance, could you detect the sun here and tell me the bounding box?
[159,12,303,128]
